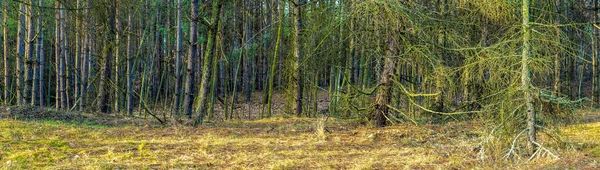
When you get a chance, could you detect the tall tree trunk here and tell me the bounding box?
[195,0,222,125]
[184,0,199,118]
[292,0,305,116]
[372,37,396,127]
[80,0,91,112]
[267,1,283,117]
[54,1,60,109]
[59,3,67,109]
[33,0,43,106]
[17,4,25,105]
[98,1,116,113]
[3,1,9,105]
[173,0,183,118]
[114,1,121,113]
[522,0,537,152]
[24,0,36,106]
[74,0,80,110]
[127,4,134,115]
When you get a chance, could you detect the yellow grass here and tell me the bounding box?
[1,114,599,169]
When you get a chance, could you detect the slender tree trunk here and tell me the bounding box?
[3,1,9,105]
[267,1,283,117]
[372,37,396,127]
[522,0,537,152]
[184,0,199,118]
[195,0,222,125]
[59,3,67,109]
[17,4,25,105]
[127,5,134,115]
[80,0,91,112]
[114,1,121,113]
[74,0,80,110]
[292,0,305,116]
[173,0,183,118]
[54,1,60,109]
[98,1,116,113]
[24,0,36,106]
[33,0,43,106]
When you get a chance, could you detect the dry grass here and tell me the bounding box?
[0,110,599,169]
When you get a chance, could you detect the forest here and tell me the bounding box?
[1,0,600,169]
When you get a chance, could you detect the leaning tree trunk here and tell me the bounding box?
[521,0,537,152]
[195,0,222,125]
[372,37,396,127]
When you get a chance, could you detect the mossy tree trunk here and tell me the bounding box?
[195,0,223,126]
[372,37,396,127]
[98,0,116,113]
[521,0,537,152]
[292,0,305,116]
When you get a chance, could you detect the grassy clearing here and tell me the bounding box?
[0,112,599,169]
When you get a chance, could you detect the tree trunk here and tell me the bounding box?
[3,1,9,105]
[54,1,60,109]
[372,37,396,127]
[184,0,199,118]
[195,0,222,125]
[173,0,183,118]
[24,0,36,106]
[292,0,305,116]
[98,1,116,113]
[114,1,121,113]
[33,0,43,106]
[80,0,91,112]
[127,5,134,115]
[522,0,537,152]
[17,4,25,105]
[267,1,283,117]
[59,3,67,109]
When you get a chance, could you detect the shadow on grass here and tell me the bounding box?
[0,106,163,128]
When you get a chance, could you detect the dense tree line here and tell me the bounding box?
[1,0,598,158]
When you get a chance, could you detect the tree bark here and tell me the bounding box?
[372,37,396,127]
[522,0,537,152]
[33,0,43,106]
[17,4,25,105]
[195,0,223,125]
[127,4,134,115]
[54,1,60,109]
[3,1,9,105]
[173,0,183,118]
[292,0,305,116]
[184,0,199,118]
[24,0,36,106]
[59,3,67,109]
[98,1,116,113]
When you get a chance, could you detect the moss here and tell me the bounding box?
[589,147,600,157]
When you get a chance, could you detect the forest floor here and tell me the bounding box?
[0,106,599,169]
